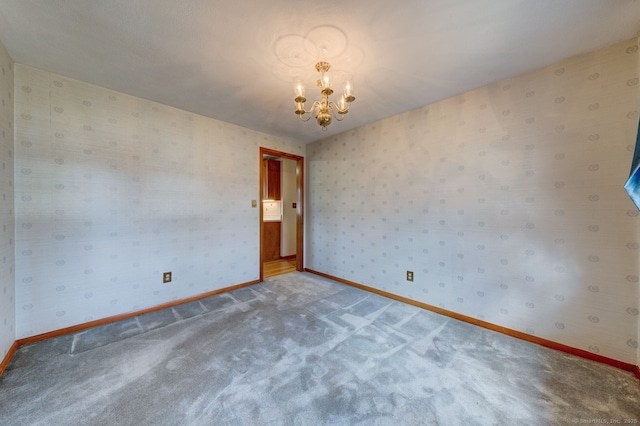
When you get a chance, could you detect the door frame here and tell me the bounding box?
[259,147,304,280]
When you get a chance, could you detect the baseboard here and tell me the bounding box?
[4,273,638,381]
[9,279,260,361]
[0,340,18,378]
[305,268,640,379]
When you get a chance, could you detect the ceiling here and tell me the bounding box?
[0,1,639,144]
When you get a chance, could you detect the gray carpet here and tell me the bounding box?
[1,272,639,425]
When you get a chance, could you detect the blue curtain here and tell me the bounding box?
[624,118,640,210]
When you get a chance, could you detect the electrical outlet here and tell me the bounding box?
[163,272,172,283]
[406,271,414,282]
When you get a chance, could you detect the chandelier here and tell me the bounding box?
[293,61,355,129]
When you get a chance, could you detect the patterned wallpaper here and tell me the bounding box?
[0,40,14,361]
[5,37,640,369]
[14,65,304,338]
[307,39,640,365]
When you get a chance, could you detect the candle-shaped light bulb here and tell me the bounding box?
[344,79,355,103]
[293,80,305,98]
[344,80,352,97]
[321,72,331,90]
[338,95,346,111]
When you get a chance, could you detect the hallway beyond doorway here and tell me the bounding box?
[263,256,296,278]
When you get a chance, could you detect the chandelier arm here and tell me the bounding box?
[328,101,350,116]
[297,113,314,122]
[309,100,321,111]
[295,101,322,122]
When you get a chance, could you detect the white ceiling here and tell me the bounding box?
[0,1,639,144]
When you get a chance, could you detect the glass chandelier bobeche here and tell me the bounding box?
[293,61,355,129]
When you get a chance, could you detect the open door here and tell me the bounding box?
[259,147,304,281]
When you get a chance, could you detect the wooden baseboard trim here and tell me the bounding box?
[14,279,260,349]
[5,272,638,380]
[305,268,640,378]
[0,340,18,378]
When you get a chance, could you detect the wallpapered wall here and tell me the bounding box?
[0,40,15,361]
[14,65,303,338]
[307,38,640,364]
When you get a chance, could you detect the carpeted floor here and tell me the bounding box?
[1,272,639,425]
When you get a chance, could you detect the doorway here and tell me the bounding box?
[259,147,304,280]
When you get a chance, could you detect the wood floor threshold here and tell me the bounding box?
[263,257,297,279]
[0,279,260,378]
[305,268,640,381]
